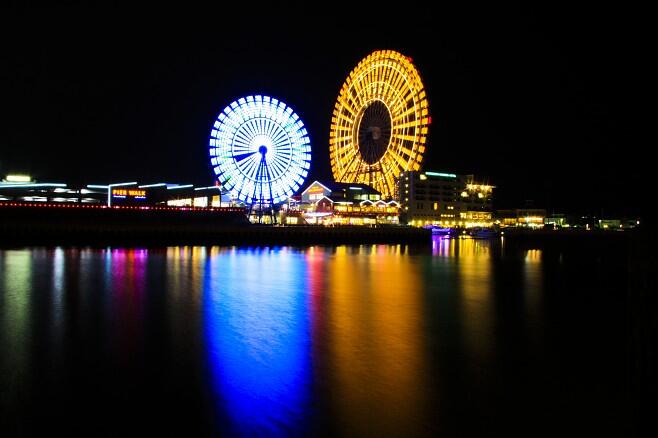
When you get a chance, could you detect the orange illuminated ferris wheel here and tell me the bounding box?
[329,50,430,199]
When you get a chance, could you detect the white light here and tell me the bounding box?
[0,183,66,188]
[4,175,32,183]
[208,95,312,205]
[139,183,167,188]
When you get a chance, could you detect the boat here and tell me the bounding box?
[469,227,498,239]
[425,226,456,236]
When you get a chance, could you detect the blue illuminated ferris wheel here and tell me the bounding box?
[209,95,311,223]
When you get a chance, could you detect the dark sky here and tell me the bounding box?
[0,5,648,216]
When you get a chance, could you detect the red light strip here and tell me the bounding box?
[0,202,245,212]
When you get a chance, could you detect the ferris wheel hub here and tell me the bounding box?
[258,145,268,155]
[357,100,392,165]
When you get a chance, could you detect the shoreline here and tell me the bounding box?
[0,204,431,246]
[0,203,645,248]
[0,225,433,247]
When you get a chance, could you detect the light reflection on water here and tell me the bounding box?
[203,247,311,435]
[0,239,632,435]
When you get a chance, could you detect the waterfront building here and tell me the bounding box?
[0,175,233,208]
[0,178,74,203]
[397,171,494,227]
[544,214,569,228]
[290,180,399,225]
[598,218,640,230]
[497,209,547,228]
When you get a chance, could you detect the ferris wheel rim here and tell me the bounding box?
[329,50,429,198]
[209,95,311,205]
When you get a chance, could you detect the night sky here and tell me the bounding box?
[0,5,647,216]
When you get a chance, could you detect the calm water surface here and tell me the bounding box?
[0,238,633,436]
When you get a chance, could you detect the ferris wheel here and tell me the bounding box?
[209,95,311,223]
[329,50,430,199]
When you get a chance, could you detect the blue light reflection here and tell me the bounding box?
[203,247,312,435]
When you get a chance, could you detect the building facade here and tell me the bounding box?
[398,171,494,227]
[497,209,547,228]
[290,180,399,225]
[0,175,233,208]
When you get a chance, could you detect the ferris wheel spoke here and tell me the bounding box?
[274,144,292,159]
[268,166,284,184]
[232,135,253,150]
[267,154,286,176]
[272,136,291,150]
[271,156,290,178]
[274,153,291,166]
[240,156,259,179]
[232,151,258,162]
[274,139,292,152]
[234,129,253,146]
[268,120,283,141]
[240,120,258,140]
[272,148,290,163]
[270,127,288,143]
[337,152,361,182]
[390,105,413,122]
[337,96,358,116]
[263,118,276,140]
[257,117,268,136]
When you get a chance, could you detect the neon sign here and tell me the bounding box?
[112,189,146,199]
[306,185,325,195]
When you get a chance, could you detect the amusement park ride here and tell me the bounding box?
[329,50,430,199]
[209,95,311,224]
[209,50,429,224]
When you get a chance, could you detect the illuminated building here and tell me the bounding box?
[289,180,399,225]
[597,218,640,230]
[398,170,494,227]
[0,176,233,208]
[209,95,311,223]
[0,180,70,203]
[497,209,547,228]
[544,214,568,228]
[598,219,621,230]
[2,174,33,183]
[329,50,430,199]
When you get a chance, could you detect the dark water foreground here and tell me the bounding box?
[0,237,653,436]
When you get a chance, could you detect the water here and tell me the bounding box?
[0,238,636,436]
